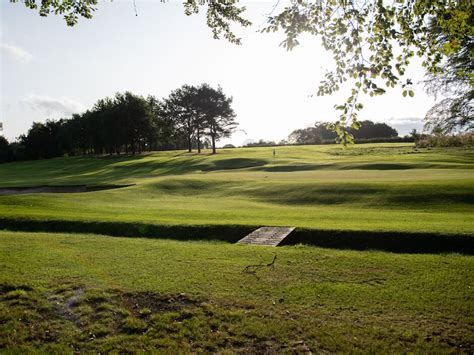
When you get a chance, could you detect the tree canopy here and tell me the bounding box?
[423,14,473,134]
[10,0,473,143]
[1,84,238,162]
[163,84,237,154]
[288,120,398,145]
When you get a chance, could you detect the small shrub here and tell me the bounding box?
[417,133,474,148]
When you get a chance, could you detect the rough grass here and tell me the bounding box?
[0,144,473,235]
[0,231,473,353]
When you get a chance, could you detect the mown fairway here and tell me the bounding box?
[1,231,473,352]
[0,143,473,352]
[0,143,473,234]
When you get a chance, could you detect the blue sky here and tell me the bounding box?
[1,1,433,146]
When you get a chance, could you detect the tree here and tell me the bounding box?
[12,1,472,144]
[164,84,237,153]
[90,97,117,155]
[147,96,169,151]
[423,16,473,134]
[288,123,339,144]
[424,94,473,134]
[289,120,398,144]
[198,84,237,154]
[0,136,9,163]
[113,92,155,155]
[265,1,472,143]
[19,120,66,159]
[352,121,398,140]
[164,85,199,153]
[11,0,251,43]
[288,128,323,145]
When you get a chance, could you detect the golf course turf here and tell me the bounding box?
[0,143,473,352]
[0,143,472,236]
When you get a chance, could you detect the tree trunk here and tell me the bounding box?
[212,134,216,154]
[188,134,192,153]
[197,127,201,153]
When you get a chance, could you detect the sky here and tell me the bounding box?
[1,1,435,146]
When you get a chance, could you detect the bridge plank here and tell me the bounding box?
[237,227,295,246]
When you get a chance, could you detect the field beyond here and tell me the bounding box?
[0,143,473,237]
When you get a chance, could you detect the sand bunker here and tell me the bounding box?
[0,184,134,196]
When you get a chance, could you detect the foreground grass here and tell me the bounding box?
[0,231,473,352]
[0,144,473,235]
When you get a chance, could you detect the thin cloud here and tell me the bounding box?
[0,42,33,63]
[383,117,424,135]
[21,95,85,117]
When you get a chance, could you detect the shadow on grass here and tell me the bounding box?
[0,184,134,196]
[244,185,383,205]
[149,180,235,195]
[282,229,474,254]
[254,162,459,172]
[238,183,474,207]
[202,158,267,171]
[1,218,472,255]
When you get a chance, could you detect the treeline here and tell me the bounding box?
[243,121,402,148]
[0,84,237,163]
[288,121,399,145]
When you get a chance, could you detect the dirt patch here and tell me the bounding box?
[120,291,201,317]
[0,184,134,196]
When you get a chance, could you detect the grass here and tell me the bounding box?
[0,143,473,236]
[0,230,473,352]
[1,143,473,351]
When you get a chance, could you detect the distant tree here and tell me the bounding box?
[75,110,95,155]
[0,136,9,163]
[7,87,238,161]
[244,139,276,147]
[289,121,397,145]
[113,92,154,155]
[423,16,473,135]
[314,122,339,141]
[288,128,322,145]
[20,120,65,159]
[288,123,337,145]
[223,144,235,149]
[352,121,398,140]
[164,85,199,153]
[199,84,237,154]
[90,97,117,154]
[147,96,169,151]
[164,84,238,153]
[424,94,473,134]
